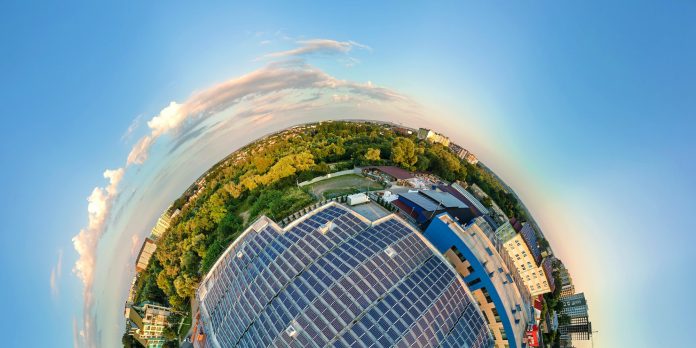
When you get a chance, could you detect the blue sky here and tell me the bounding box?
[1,2,694,347]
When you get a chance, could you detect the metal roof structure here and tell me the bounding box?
[398,191,441,211]
[420,190,468,209]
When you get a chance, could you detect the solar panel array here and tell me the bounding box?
[519,223,542,265]
[195,203,492,348]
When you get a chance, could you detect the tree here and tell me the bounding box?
[391,137,417,168]
[364,148,381,162]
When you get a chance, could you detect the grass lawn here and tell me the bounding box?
[178,311,192,342]
[306,174,383,199]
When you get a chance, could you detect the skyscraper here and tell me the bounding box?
[192,202,493,348]
[559,293,593,343]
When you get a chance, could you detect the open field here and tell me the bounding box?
[306,174,383,199]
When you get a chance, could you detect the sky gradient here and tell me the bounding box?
[1,2,695,347]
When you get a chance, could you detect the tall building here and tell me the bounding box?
[557,261,576,298]
[559,315,592,341]
[560,293,589,318]
[559,293,593,342]
[424,213,532,348]
[150,207,180,240]
[192,202,493,348]
[495,222,553,296]
[417,128,451,146]
[125,303,173,348]
[135,237,157,273]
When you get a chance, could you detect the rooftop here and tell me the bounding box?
[363,165,414,180]
[420,190,468,209]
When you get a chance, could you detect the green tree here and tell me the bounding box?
[391,137,417,168]
[364,148,381,162]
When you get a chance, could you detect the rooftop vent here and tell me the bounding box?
[318,221,333,234]
[385,247,397,258]
[236,251,244,259]
[285,321,301,338]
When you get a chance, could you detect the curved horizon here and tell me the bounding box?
[3,3,695,348]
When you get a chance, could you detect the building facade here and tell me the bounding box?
[557,261,576,298]
[135,238,157,273]
[125,303,173,348]
[495,222,552,296]
[150,207,180,240]
[417,128,451,146]
[424,213,533,348]
[193,202,493,348]
[558,293,593,343]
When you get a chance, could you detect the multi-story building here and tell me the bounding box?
[560,293,589,318]
[192,202,493,348]
[559,293,593,343]
[125,303,173,348]
[135,237,157,273]
[495,222,552,296]
[150,207,180,240]
[417,128,451,146]
[557,261,576,298]
[559,315,592,341]
[424,213,532,348]
[464,152,479,165]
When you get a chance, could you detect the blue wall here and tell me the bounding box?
[423,214,519,348]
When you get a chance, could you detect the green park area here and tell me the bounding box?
[305,174,383,199]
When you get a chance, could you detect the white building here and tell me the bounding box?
[417,128,451,146]
[150,207,180,240]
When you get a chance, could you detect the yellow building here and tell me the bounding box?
[496,222,552,296]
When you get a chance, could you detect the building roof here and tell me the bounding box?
[520,223,543,265]
[398,191,441,211]
[363,165,414,180]
[445,183,490,215]
[420,190,468,209]
[196,202,492,348]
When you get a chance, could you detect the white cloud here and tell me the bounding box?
[71,168,123,347]
[50,249,63,298]
[121,114,144,142]
[126,135,154,165]
[263,39,370,59]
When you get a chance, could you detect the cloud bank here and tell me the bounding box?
[72,39,420,347]
[262,39,370,59]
